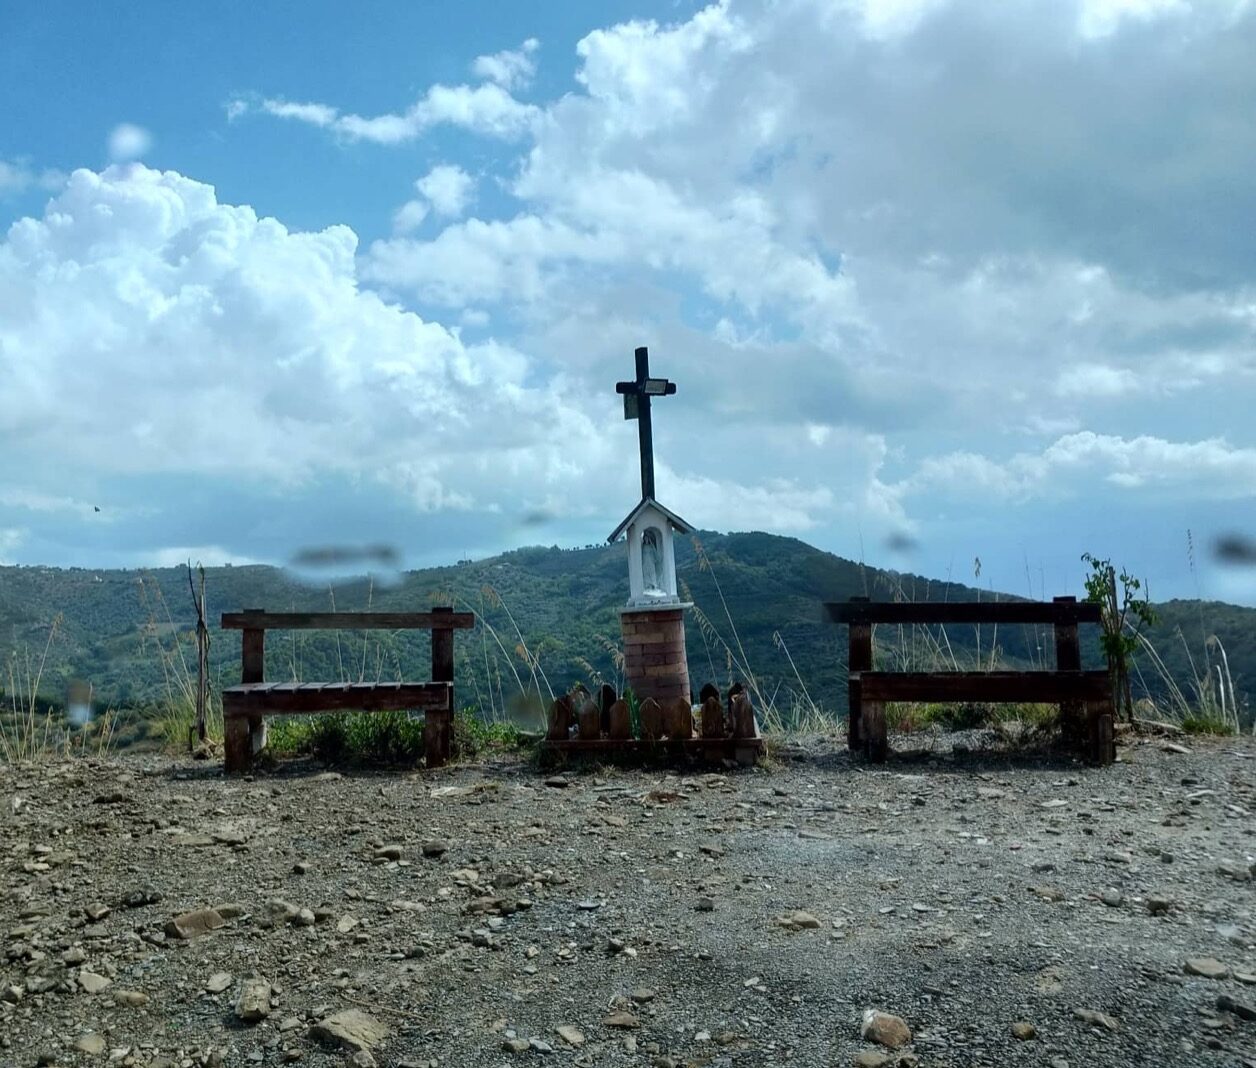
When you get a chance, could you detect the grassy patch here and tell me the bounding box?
[886,701,1058,733]
[263,707,529,766]
[1180,714,1236,736]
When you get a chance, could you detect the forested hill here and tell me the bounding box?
[1,531,1252,727]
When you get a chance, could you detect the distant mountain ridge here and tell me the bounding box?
[1,531,1251,728]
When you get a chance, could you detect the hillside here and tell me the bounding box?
[1,531,1252,732]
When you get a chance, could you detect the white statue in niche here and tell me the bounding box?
[641,526,665,594]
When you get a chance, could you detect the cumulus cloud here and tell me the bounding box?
[12,0,1256,594]
[0,158,65,197]
[0,166,603,508]
[897,432,1256,503]
[472,38,540,89]
[256,82,538,143]
[108,123,152,162]
[0,165,833,562]
[415,164,475,217]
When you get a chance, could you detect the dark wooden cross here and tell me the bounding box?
[616,346,676,500]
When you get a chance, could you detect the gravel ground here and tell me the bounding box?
[2,731,1254,1068]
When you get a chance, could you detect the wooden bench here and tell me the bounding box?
[825,596,1115,765]
[219,607,474,773]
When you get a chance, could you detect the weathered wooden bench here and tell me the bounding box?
[219,607,474,773]
[825,596,1115,765]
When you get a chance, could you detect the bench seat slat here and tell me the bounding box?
[223,680,452,716]
[854,670,1110,704]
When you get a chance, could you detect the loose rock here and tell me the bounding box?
[861,1010,911,1049]
[310,1009,390,1052]
[1185,957,1230,980]
[235,979,272,1023]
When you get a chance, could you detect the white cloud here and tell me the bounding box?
[0,158,65,197]
[108,123,152,162]
[0,166,611,515]
[472,38,540,89]
[1076,0,1188,38]
[258,82,537,143]
[415,164,475,218]
[392,199,429,234]
[898,432,1256,503]
[1054,364,1140,397]
[666,469,835,532]
[13,1,1256,595]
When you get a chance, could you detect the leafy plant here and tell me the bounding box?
[1081,553,1157,723]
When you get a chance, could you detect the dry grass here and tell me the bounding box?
[2,616,125,763]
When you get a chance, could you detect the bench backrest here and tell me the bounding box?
[825,596,1100,626]
[220,607,475,685]
[221,610,476,631]
[826,595,1099,676]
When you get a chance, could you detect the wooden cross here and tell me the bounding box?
[616,346,676,500]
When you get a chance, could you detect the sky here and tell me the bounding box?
[1,0,1254,604]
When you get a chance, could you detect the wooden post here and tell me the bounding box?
[576,698,601,740]
[731,692,755,739]
[1087,697,1115,765]
[426,606,454,768]
[229,611,266,771]
[667,696,693,739]
[700,696,724,739]
[224,717,250,774]
[863,700,887,763]
[1053,596,1082,745]
[848,596,872,751]
[599,683,617,735]
[608,699,632,740]
[639,697,663,741]
[241,611,265,684]
[188,564,209,745]
[547,694,573,740]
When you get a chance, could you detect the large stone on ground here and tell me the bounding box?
[165,907,225,939]
[861,1010,911,1049]
[74,1033,107,1055]
[77,971,112,994]
[310,1009,390,1052]
[1185,957,1230,980]
[235,978,272,1023]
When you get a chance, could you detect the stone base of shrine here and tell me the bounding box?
[620,603,692,705]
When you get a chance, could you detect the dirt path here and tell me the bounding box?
[2,734,1254,1067]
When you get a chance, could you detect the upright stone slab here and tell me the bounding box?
[621,605,691,706]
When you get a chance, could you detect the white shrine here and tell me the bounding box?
[607,497,693,607]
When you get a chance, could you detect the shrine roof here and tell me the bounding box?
[607,497,694,543]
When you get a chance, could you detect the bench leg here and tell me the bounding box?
[224,716,251,774]
[1058,698,1083,747]
[862,700,887,763]
[848,678,863,751]
[425,707,451,768]
[224,714,267,774]
[1086,700,1115,766]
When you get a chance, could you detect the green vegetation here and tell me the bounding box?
[886,701,1059,734]
[263,708,526,766]
[0,530,1251,756]
[1180,713,1236,736]
[1082,553,1157,723]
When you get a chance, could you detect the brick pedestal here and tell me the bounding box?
[621,605,691,705]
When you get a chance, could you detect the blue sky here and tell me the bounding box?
[1,0,1254,605]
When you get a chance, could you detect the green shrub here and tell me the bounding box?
[452,708,526,759]
[1180,714,1235,736]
